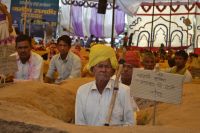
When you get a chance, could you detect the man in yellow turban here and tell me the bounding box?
[75,44,134,126]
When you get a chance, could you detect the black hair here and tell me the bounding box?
[175,50,188,60]
[57,35,72,46]
[15,34,32,47]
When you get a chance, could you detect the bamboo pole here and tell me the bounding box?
[23,0,28,34]
[111,0,116,47]
[150,0,155,50]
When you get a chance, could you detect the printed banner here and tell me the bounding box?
[10,0,59,38]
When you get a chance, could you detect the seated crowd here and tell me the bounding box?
[1,33,199,126]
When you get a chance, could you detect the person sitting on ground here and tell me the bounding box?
[71,44,83,60]
[120,50,141,86]
[187,53,200,70]
[44,35,81,83]
[167,49,176,68]
[75,44,135,126]
[119,50,140,124]
[13,34,43,81]
[167,50,192,83]
[142,51,156,70]
[133,51,157,110]
[47,42,57,61]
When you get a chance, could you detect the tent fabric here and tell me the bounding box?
[90,8,103,37]
[60,0,125,38]
[71,5,84,37]
[81,0,199,16]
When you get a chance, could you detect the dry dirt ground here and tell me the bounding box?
[0,78,199,133]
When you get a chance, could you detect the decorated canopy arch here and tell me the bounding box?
[127,0,200,50]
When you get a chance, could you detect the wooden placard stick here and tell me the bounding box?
[105,48,126,126]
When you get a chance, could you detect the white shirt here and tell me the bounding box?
[184,70,193,82]
[165,67,192,83]
[75,79,134,126]
[14,52,43,81]
[111,75,139,112]
[46,51,81,81]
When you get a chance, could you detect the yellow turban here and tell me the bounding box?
[88,44,118,71]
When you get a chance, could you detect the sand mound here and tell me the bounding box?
[0,79,199,133]
[0,119,68,133]
[60,77,94,94]
[137,82,200,128]
[0,81,74,123]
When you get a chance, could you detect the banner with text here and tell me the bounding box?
[130,68,184,104]
[10,0,59,38]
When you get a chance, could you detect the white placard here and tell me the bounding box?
[130,68,184,104]
[0,56,17,75]
[0,45,15,57]
[0,45,17,75]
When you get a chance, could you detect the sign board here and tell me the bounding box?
[130,68,184,104]
[0,57,18,75]
[0,46,17,75]
[10,0,59,38]
[0,45,15,57]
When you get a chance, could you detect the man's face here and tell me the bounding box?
[121,63,133,85]
[143,57,155,70]
[16,40,31,63]
[175,55,187,68]
[49,43,57,53]
[57,40,71,55]
[92,59,114,82]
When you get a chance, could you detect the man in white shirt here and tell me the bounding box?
[14,34,43,81]
[45,35,81,83]
[75,44,134,126]
[167,50,192,83]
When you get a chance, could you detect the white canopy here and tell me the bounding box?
[82,0,199,16]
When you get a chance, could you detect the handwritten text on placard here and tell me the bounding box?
[130,68,184,104]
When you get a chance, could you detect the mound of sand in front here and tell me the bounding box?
[137,82,200,128]
[0,78,199,133]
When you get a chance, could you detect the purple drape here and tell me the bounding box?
[90,8,103,38]
[70,5,125,37]
[71,6,84,37]
[115,9,125,35]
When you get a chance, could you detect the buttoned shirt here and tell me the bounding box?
[14,52,43,81]
[46,51,81,81]
[75,79,134,126]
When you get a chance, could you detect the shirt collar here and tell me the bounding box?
[90,79,114,91]
[58,52,70,61]
[16,51,32,64]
